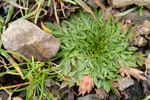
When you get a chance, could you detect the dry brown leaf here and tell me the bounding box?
[122,19,132,32]
[95,88,108,99]
[112,81,119,88]
[121,88,130,99]
[60,82,68,89]
[63,88,77,100]
[119,67,147,81]
[78,75,94,96]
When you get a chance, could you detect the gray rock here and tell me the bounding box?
[135,36,147,47]
[111,0,150,8]
[13,97,23,100]
[117,77,134,91]
[141,20,150,35]
[77,94,102,100]
[33,96,39,100]
[145,49,150,56]
[2,3,11,15]
[18,90,26,98]
[44,79,51,87]
[122,9,150,25]
[0,91,9,100]
[1,20,61,62]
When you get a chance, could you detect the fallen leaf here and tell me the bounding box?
[112,81,119,88]
[122,19,132,32]
[60,82,68,89]
[110,81,121,97]
[78,75,94,96]
[95,88,108,99]
[119,67,147,81]
[63,88,77,100]
[121,88,130,99]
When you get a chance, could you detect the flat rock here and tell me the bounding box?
[117,77,134,91]
[13,97,23,100]
[111,0,150,8]
[135,36,147,47]
[122,9,150,25]
[77,94,102,100]
[1,20,61,62]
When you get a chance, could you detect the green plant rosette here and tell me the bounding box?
[45,10,145,93]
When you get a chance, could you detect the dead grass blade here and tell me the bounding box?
[60,1,67,18]
[1,84,20,100]
[3,0,29,10]
[53,0,60,24]
[41,21,52,33]
[74,0,97,21]
[63,4,79,10]
[94,0,105,10]
[0,82,29,90]
[1,52,24,79]
[19,0,24,16]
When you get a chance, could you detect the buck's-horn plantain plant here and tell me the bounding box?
[45,9,145,94]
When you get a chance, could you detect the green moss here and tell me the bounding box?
[45,10,145,92]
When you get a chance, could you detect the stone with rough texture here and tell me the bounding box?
[13,97,23,100]
[112,0,150,8]
[122,9,150,25]
[135,36,147,47]
[1,20,61,62]
[77,94,102,100]
[117,77,134,91]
